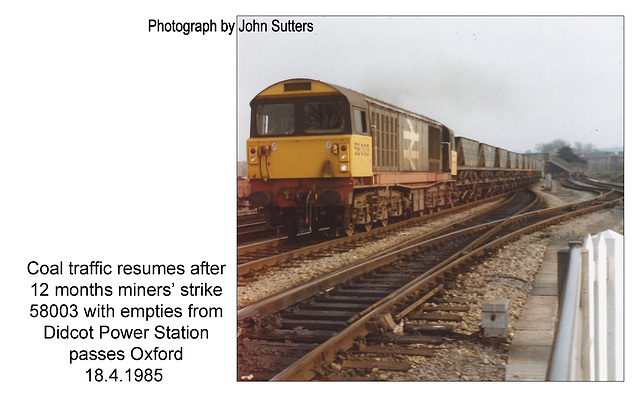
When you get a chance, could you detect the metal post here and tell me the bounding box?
[604,231,623,381]
[548,241,582,381]
[556,247,569,301]
[593,234,608,381]
[580,247,594,381]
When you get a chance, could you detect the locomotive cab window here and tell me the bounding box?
[353,108,368,135]
[251,96,351,137]
[303,101,349,134]
[255,103,295,136]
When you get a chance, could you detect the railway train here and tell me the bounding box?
[245,78,543,236]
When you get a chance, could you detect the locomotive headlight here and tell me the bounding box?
[340,163,349,172]
[339,143,349,161]
[249,147,259,164]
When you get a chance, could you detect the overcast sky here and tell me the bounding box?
[237,16,623,160]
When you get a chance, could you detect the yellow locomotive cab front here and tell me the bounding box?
[247,134,372,180]
[245,78,376,235]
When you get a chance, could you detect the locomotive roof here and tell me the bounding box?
[251,78,368,109]
[251,78,447,129]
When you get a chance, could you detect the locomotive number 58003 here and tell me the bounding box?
[354,142,370,157]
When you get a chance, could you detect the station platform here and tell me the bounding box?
[505,237,564,381]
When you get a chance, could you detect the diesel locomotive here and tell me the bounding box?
[245,79,542,236]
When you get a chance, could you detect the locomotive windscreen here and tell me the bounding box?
[255,103,295,136]
[303,101,347,133]
[251,95,351,137]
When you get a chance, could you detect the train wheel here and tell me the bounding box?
[361,208,372,232]
[379,205,389,226]
[344,223,355,237]
[380,206,389,227]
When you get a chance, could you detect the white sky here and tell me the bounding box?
[238,16,623,160]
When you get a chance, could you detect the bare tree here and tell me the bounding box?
[534,139,570,154]
[574,141,596,156]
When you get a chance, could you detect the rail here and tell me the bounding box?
[548,230,623,381]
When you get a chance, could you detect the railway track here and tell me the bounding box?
[317,178,624,381]
[237,184,621,381]
[237,211,276,244]
[237,193,519,279]
[237,179,622,381]
[571,175,624,193]
[238,184,622,381]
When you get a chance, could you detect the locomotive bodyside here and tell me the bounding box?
[245,79,541,236]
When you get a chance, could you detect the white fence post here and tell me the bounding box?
[579,245,594,380]
[585,230,623,381]
[548,229,623,381]
[603,230,623,381]
[593,231,608,380]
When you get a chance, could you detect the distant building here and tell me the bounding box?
[580,151,623,172]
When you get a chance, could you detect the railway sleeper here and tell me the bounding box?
[239,355,302,371]
[364,333,444,345]
[352,345,437,358]
[340,282,405,289]
[279,310,355,320]
[313,295,381,303]
[371,270,422,279]
[305,302,376,311]
[405,312,463,322]
[245,329,337,343]
[421,304,471,312]
[279,319,346,331]
[333,288,396,297]
[238,341,318,351]
[340,360,412,372]
[403,322,455,334]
